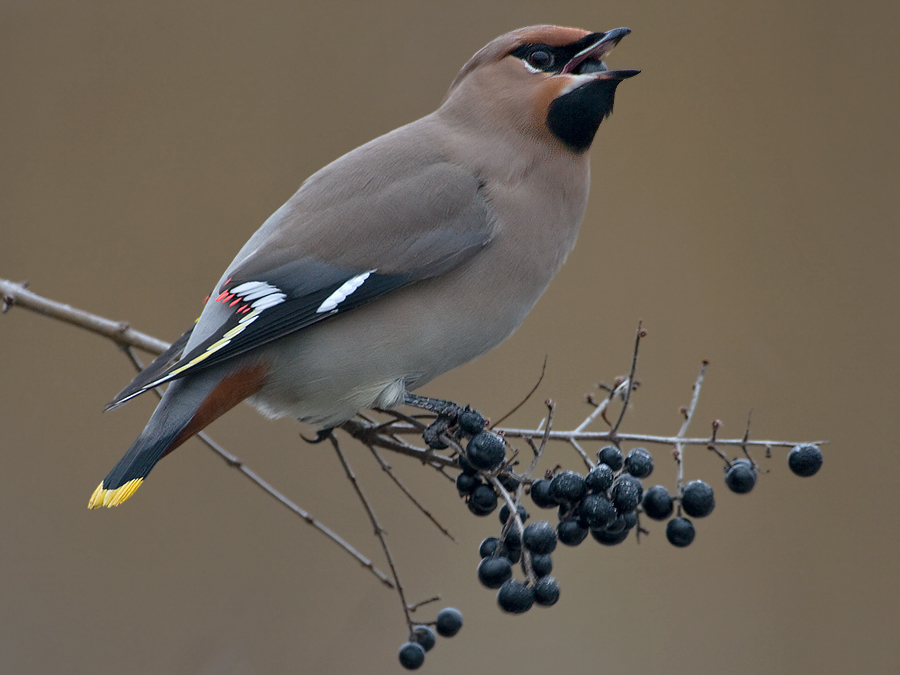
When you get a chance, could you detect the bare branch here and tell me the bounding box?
[610,322,646,434]
[674,360,708,494]
[329,433,419,627]
[366,444,457,543]
[1,277,169,355]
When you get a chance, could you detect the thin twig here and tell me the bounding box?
[1,278,169,354]
[491,356,548,429]
[673,361,707,495]
[494,428,817,448]
[491,476,535,586]
[575,379,630,433]
[611,323,646,435]
[568,438,593,471]
[366,444,457,543]
[341,418,456,469]
[329,433,415,627]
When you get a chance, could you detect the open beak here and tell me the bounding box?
[562,27,640,81]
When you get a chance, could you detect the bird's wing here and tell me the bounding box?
[107,145,494,409]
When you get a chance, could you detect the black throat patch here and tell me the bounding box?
[545,78,622,153]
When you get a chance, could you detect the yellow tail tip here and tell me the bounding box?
[87,478,143,509]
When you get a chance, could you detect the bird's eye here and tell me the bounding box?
[527,50,553,70]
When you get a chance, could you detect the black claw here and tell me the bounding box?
[301,427,334,444]
[423,418,451,449]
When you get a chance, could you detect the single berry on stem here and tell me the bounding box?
[398,642,426,670]
[478,556,512,589]
[641,485,674,520]
[533,577,561,606]
[522,521,557,555]
[411,625,436,652]
[530,478,556,509]
[585,464,615,493]
[666,517,696,547]
[681,480,715,518]
[548,471,587,505]
[598,445,624,471]
[435,608,463,637]
[466,431,506,471]
[497,579,535,614]
[788,444,823,477]
[724,458,757,494]
[624,447,654,478]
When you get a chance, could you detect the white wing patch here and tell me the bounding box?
[135,281,287,392]
[316,270,374,313]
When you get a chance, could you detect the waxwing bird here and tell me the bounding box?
[89,25,639,508]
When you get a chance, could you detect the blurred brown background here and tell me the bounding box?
[2,1,898,673]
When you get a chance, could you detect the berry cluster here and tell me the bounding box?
[452,419,824,617]
[396,400,824,668]
[397,607,463,670]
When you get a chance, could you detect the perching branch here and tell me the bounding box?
[2,276,827,636]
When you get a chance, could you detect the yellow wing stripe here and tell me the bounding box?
[87,478,143,509]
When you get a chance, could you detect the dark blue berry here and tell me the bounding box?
[411,625,436,652]
[577,493,615,529]
[548,471,586,504]
[591,527,630,545]
[528,553,553,577]
[478,556,512,589]
[498,542,521,564]
[479,536,500,558]
[456,472,480,496]
[502,528,522,551]
[681,480,715,518]
[499,502,529,526]
[398,641,426,670]
[624,447,654,478]
[788,444,823,477]
[598,445,623,471]
[467,484,497,516]
[666,517,695,547]
[523,521,557,555]
[466,432,506,471]
[612,474,643,513]
[530,478,556,509]
[605,513,626,534]
[585,463,615,493]
[497,579,534,614]
[641,485,674,520]
[457,454,477,475]
[724,459,757,494]
[457,407,486,436]
[499,472,520,492]
[435,607,463,637]
[533,577,561,606]
[557,519,589,546]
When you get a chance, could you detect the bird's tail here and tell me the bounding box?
[88,362,267,509]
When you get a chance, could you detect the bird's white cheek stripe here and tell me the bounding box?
[558,74,595,96]
[316,270,374,313]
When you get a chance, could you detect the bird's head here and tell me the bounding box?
[442,26,639,153]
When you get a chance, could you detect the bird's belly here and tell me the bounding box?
[244,266,541,427]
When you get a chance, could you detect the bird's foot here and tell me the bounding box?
[403,394,487,449]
